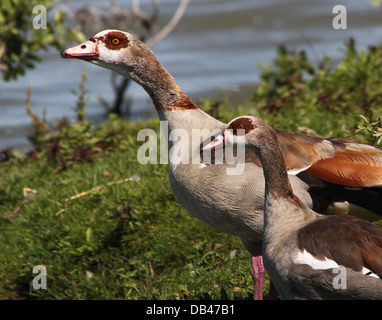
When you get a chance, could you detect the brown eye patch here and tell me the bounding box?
[100,31,129,50]
[228,118,256,135]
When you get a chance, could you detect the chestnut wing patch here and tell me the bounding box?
[305,141,382,187]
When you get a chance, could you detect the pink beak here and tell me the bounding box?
[202,134,225,151]
[61,39,98,61]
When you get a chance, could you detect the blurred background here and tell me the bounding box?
[0,0,381,151]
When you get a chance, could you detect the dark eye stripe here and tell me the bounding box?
[102,31,129,50]
[228,118,255,135]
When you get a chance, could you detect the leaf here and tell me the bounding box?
[86,227,93,245]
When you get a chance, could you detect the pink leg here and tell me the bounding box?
[251,255,265,300]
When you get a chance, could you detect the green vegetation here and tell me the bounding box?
[1,40,382,299]
[206,40,382,145]
[0,0,84,81]
[0,113,254,300]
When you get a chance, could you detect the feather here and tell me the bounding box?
[306,142,382,187]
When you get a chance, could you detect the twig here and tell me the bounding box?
[297,28,321,67]
[55,175,141,215]
[0,43,8,74]
[132,0,160,23]
[12,187,38,216]
[146,0,189,47]
[96,92,112,112]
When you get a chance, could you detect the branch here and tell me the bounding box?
[132,0,160,39]
[146,0,189,47]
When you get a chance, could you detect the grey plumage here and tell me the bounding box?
[216,116,382,299]
[62,31,382,299]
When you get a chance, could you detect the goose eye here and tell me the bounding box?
[236,124,244,130]
[111,38,120,45]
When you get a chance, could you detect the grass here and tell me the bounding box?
[0,118,257,300]
[1,39,382,300]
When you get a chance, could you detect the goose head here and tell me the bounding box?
[203,116,276,155]
[62,30,149,77]
[61,29,180,107]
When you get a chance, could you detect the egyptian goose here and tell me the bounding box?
[203,116,382,299]
[61,30,382,299]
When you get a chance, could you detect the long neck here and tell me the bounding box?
[125,47,225,162]
[132,57,184,109]
[254,132,317,247]
[124,41,198,112]
[251,137,295,201]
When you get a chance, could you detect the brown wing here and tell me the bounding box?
[275,130,335,173]
[275,130,382,187]
[297,215,382,278]
[305,141,382,187]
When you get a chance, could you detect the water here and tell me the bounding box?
[1,0,381,151]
